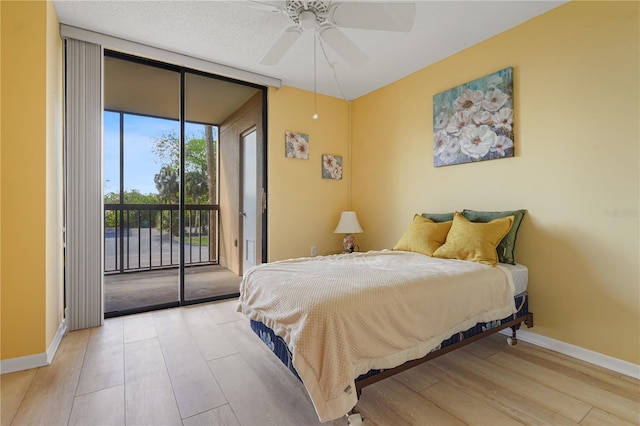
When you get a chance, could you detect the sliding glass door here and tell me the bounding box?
[103,52,261,316]
[103,54,181,315]
[183,72,221,302]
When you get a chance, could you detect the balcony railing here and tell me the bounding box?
[104,203,219,274]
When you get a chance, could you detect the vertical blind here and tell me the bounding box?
[64,38,103,331]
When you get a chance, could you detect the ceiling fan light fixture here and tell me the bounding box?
[258,0,415,72]
[299,10,317,30]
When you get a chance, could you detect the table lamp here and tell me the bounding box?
[334,211,363,253]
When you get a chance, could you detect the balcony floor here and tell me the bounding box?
[104,264,240,314]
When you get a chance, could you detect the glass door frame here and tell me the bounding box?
[103,49,268,316]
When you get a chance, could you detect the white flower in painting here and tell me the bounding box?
[482,88,509,112]
[460,125,497,159]
[296,134,308,145]
[434,111,449,130]
[285,132,297,145]
[292,135,309,159]
[446,136,461,154]
[439,136,460,165]
[323,155,342,179]
[445,110,474,135]
[485,74,503,89]
[440,150,458,165]
[491,135,514,157]
[473,110,493,126]
[454,89,484,112]
[331,165,342,180]
[433,130,449,155]
[285,132,296,158]
[492,107,513,131]
[323,155,337,171]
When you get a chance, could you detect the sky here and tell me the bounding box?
[104,112,215,196]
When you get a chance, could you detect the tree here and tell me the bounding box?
[104,190,159,228]
[151,128,216,204]
[204,125,217,206]
[204,125,217,258]
[185,171,208,204]
[151,127,218,245]
[154,165,179,204]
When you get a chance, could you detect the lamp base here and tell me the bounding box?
[343,233,356,253]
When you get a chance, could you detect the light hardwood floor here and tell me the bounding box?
[2,299,639,425]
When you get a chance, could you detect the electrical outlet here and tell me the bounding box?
[310,246,317,256]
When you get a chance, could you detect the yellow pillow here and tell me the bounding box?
[393,215,453,256]
[433,212,514,266]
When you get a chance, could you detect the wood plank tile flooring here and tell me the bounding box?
[2,299,638,425]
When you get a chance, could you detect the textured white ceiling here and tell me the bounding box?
[53,1,566,100]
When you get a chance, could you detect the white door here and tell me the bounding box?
[241,130,257,274]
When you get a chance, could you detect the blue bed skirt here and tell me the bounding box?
[250,291,530,383]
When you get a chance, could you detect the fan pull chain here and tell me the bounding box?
[313,30,319,120]
[318,35,347,101]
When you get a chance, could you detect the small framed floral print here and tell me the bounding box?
[285,131,309,160]
[433,67,514,167]
[322,154,342,180]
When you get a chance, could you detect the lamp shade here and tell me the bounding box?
[334,211,363,234]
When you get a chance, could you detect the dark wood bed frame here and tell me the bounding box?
[354,312,534,396]
[338,312,535,424]
[248,295,533,424]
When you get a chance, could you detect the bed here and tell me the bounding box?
[237,209,531,423]
[237,249,533,424]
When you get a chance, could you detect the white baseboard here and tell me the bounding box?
[0,353,48,375]
[0,321,67,375]
[500,329,640,379]
[47,321,67,364]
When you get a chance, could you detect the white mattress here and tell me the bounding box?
[499,262,528,294]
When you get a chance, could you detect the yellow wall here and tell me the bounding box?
[268,86,350,260]
[1,1,63,361]
[0,0,3,337]
[351,1,639,364]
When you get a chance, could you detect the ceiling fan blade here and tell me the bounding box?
[319,25,368,67]
[244,1,285,12]
[260,26,302,65]
[328,2,416,32]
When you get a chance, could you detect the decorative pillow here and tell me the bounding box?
[433,212,514,266]
[462,209,526,264]
[393,215,453,256]
[421,212,454,223]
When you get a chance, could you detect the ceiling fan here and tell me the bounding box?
[255,1,416,67]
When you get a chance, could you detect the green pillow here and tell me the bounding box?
[462,209,526,264]
[421,212,454,223]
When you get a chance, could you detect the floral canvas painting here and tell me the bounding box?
[285,131,309,160]
[322,154,342,180]
[433,67,514,167]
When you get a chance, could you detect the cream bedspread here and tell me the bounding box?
[237,250,516,422]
